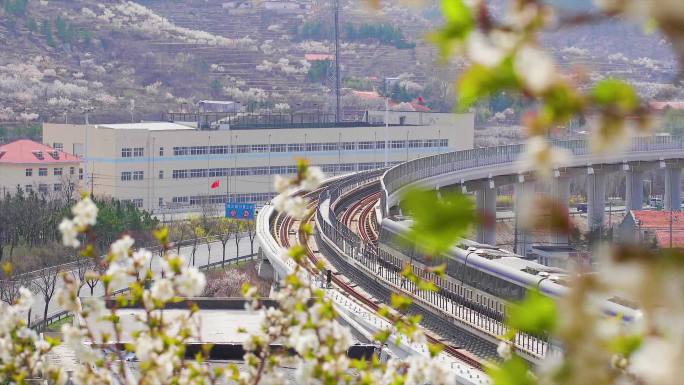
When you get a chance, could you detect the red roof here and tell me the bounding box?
[304,53,334,61]
[0,139,81,164]
[649,101,684,111]
[655,230,684,248]
[632,210,684,230]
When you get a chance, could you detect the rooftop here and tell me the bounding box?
[655,230,684,248]
[631,210,684,230]
[98,122,196,131]
[0,139,80,164]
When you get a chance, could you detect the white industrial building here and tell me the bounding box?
[43,110,474,212]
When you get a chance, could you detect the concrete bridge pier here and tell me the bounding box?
[476,180,497,246]
[587,167,607,232]
[514,177,534,255]
[625,167,645,212]
[551,174,571,245]
[665,166,682,211]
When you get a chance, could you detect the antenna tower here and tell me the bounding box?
[333,0,341,122]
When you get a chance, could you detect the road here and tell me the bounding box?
[25,235,258,326]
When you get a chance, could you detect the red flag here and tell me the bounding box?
[210,179,220,189]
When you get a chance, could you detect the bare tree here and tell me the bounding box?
[0,278,23,305]
[246,220,257,256]
[71,253,90,296]
[216,218,235,267]
[170,221,191,255]
[59,173,80,204]
[233,221,244,259]
[85,261,105,296]
[34,265,59,328]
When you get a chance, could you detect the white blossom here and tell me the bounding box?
[630,336,681,385]
[151,279,175,302]
[58,218,80,248]
[301,167,324,191]
[514,44,556,93]
[466,31,506,67]
[174,267,206,297]
[110,235,134,262]
[71,196,98,227]
[284,195,308,220]
[497,340,513,360]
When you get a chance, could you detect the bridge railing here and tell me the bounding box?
[317,171,548,358]
[380,135,684,216]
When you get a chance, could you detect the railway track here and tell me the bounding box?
[271,189,488,369]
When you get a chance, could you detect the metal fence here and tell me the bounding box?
[316,172,548,358]
[28,251,258,332]
[380,135,684,216]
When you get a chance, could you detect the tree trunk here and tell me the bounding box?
[222,242,227,267]
[27,308,32,325]
[43,301,49,329]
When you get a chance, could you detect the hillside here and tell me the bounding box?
[0,0,680,129]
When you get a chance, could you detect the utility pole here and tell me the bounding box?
[333,0,341,122]
[670,210,677,248]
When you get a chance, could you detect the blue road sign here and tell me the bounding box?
[225,202,255,220]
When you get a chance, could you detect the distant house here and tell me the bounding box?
[304,53,335,62]
[262,1,304,11]
[619,210,684,248]
[197,100,242,113]
[221,1,251,9]
[649,101,684,111]
[0,139,82,196]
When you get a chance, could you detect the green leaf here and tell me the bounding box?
[390,293,413,312]
[507,289,557,335]
[442,0,472,25]
[373,329,391,344]
[487,356,536,385]
[608,334,642,357]
[592,79,639,113]
[429,0,474,58]
[400,188,476,255]
[457,60,519,110]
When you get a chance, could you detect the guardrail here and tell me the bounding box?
[317,172,548,359]
[29,251,257,332]
[2,233,253,284]
[380,135,684,216]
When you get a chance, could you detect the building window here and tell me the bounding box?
[159,170,164,179]
[159,147,164,156]
[25,185,32,193]
[172,196,189,204]
[53,183,62,192]
[25,168,32,177]
[390,140,406,149]
[133,147,144,157]
[121,171,132,181]
[54,168,63,176]
[159,197,163,207]
[132,199,143,208]
[38,184,48,194]
[70,167,75,175]
[79,168,83,180]
[53,142,63,151]
[121,148,132,157]
[133,171,144,181]
[38,168,47,176]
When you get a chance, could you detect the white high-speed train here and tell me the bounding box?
[378,218,640,322]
